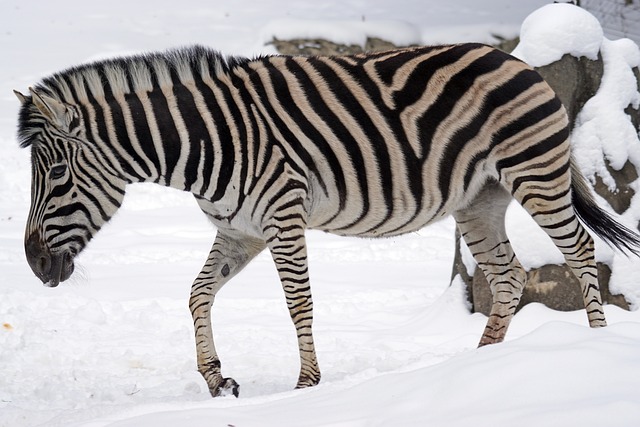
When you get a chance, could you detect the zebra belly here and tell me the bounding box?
[304,165,490,238]
[306,187,453,238]
[308,206,447,238]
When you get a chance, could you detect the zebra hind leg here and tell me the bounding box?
[454,182,527,347]
[513,175,607,329]
[190,231,265,397]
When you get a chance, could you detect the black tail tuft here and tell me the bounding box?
[571,163,640,257]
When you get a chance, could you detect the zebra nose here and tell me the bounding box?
[25,233,51,284]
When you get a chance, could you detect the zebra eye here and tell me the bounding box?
[50,164,67,179]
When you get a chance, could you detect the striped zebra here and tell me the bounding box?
[16,44,640,397]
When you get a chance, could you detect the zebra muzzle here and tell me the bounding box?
[25,233,75,287]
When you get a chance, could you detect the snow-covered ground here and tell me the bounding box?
[1,1,640,426]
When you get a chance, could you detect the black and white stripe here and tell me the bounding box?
[17,43,640,396]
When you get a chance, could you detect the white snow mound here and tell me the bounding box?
[512,3,603,67]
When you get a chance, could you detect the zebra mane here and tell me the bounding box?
[17,45,251,148]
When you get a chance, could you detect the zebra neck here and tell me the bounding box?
[95,77,240,203]
[27,45,252,202]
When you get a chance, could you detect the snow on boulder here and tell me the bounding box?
[511,3,603,67]
[573,37,640,190]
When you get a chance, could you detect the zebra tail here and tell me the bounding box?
[570,158,640,257]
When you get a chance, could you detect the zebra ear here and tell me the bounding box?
[29,87,71,132]
[14,90,28,105]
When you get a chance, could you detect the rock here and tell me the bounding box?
[626,66,640,131]
[268,37,411,56]
[494,36,520,54]
[471,262,630,316]
[535,53,604,131]
[592,159,638,215]
[270,38,363,56]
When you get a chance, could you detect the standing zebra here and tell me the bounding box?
[16,44,640,397]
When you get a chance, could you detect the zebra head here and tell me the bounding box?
[15,88,127,287]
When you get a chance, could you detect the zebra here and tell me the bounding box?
[15,43,640,398]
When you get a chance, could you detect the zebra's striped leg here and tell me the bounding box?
[189,231,265,397]
[263,218,320,390]
[454,182,527,347]
[516,188,607,329]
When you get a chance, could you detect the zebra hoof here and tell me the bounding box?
[294,373,321,389]
[210,377,239,398]
[477,334,504,348]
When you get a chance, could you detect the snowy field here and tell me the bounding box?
[2,1,640,426]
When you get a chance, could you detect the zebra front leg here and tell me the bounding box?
[263,217,320,389]
[190,231,265,397]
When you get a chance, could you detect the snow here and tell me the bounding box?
[1,1,640,427]
[511,3,603,67]
[573,37,640,189]
[81,320,640,427]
